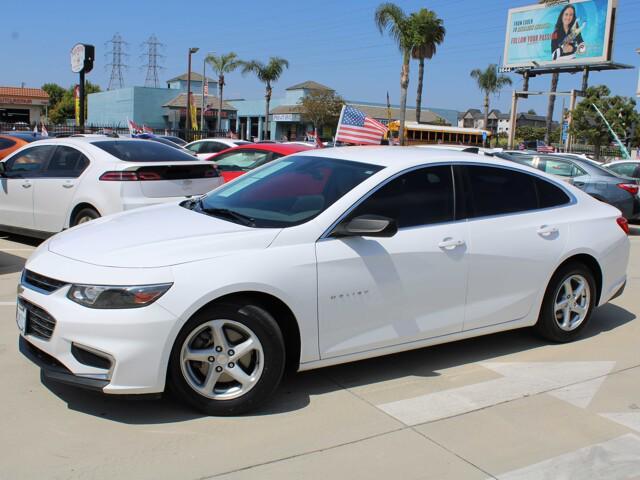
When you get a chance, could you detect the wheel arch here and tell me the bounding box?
[191,291,302,373]
[554,253,603,305]
[68,203,101,228]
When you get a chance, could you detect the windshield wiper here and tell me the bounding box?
[200,207,255,227]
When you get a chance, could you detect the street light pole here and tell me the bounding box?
[186,47,199,140]
[201,57,206,132]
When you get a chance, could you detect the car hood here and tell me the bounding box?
[48,203,281,268]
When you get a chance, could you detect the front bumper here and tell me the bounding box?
[17,259,179,395]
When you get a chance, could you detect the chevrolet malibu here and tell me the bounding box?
[17,147,629,415]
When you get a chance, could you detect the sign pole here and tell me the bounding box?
[79,70,85,131]
[508,91,518,149]
[565,89,577,152]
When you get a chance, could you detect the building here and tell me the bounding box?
[458,108,558,136]
[87,72,236,130]
[0,86,49,126]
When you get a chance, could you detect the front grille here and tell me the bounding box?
[22,299,57,340]
[23,270,68,294]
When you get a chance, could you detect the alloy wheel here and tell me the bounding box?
[554,274,591,332]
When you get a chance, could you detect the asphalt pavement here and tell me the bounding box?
[1,229,640,479]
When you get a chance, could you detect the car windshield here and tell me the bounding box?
[93,140,197,162]
[193,155,384,228]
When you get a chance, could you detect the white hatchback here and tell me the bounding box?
[0,137,222,238]
[17,147,629,415]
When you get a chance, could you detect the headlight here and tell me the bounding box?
[67,283,172,309]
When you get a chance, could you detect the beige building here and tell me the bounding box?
[0,87,49,126]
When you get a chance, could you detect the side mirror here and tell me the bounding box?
[331,214,398,238]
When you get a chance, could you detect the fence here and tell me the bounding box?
[551,143,634,161]
[0,123,228,142]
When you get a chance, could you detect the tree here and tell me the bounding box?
[410,8,445,124]
[570,85,639,160]
[470,64,512,144]
[375,3,415,145]
[299,90,345,137]
[49,81,101,125]
[527,109,537,115]
[241,57,289,140]
[205,52,242,131]
[41,83,66,117]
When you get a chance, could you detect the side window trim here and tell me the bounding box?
[319,163,457,240]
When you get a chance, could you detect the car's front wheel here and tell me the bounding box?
[168,303,285,415]
[535,262,596,342]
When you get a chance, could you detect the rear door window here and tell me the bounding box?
[44,146,90,178]
[543,159,585,178]
[93,140,197,162]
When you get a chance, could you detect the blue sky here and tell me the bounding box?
[2,0,638,119]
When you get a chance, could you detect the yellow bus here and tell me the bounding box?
[388,121,491,146]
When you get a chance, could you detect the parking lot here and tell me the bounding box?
[1,230,640,480]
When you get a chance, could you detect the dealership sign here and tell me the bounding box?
[70,43,95,74]
[503,0,616,68]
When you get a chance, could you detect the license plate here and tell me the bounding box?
[16,299,27,333]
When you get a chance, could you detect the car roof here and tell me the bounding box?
[293,146,530,170]
[213,143,314,156]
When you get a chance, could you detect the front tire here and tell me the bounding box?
[535,262,596,342]
[168,303,285,415]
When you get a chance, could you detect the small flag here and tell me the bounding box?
[335,105,388,145]
[314,130,323,149]
[142,124,153,134]
[128,118,142,135]
[33,123,38,134]
[204,81,209,96]
[41,122,48,137]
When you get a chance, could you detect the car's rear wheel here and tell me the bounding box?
[535,262,596,342]
[168,303,285,415]
[72,207,100,226]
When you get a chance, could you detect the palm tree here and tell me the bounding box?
[410,9,445,124]
[470,64,512,145]
[241,57,289,140]
[375,3,415,145]
[205,52,243,132]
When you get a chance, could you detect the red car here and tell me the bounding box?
[206,143,314,182]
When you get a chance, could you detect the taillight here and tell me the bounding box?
[137,171,162,181]
[99,171,139,181]
[617,183,639,196]
[617,217,629,235]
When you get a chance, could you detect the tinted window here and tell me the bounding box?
[198,156,383,228]
[186,142,202,153]
[44,146,90,178]
[200,142,228,154]
[608,163,639,179]
[93,140,196,162]
[5,145,55,177]
[214,150,271,170]
[0,138,16,149]
[349,166,454,228]
[543,159,585,178]
[535,178,571,208]
[464,165,538,217]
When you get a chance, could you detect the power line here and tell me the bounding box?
[141,34,165,88]
[105,33,128,90]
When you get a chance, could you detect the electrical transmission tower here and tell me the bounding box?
[105,33,128,90]
[141,35,165,88]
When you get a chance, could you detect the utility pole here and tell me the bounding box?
[186,47,199,139]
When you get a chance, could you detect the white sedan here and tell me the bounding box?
[0,137,222,238]
[17,147,629,415]
[185,138,251,159]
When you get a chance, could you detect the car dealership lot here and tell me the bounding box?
[1,231,640,479]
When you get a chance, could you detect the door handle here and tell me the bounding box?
[21,182,31,189]
[438,238,465,250]
[537,225,558,237]
[62,183,74,189]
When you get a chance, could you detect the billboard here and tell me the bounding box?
[503,0,616,68]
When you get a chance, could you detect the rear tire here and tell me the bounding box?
[535,262,596,342]
[72,207,100,226]
[168,303,285,416]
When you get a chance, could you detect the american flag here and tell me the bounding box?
[537,144,555,153]
[335,105,388,145]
